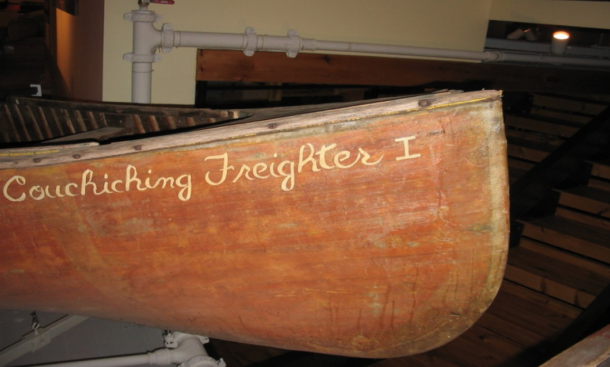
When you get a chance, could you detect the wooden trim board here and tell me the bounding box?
[196,50,610,94]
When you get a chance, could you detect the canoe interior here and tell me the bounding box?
[0,97,246,144]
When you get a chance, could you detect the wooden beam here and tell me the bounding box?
[510,105,610,219]
[197,50,610,94]
[526,283,610,366]
[540,324,610,367]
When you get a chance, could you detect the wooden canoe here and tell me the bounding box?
[0,90,508,358]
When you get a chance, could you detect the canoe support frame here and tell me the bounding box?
[0,329,225,367]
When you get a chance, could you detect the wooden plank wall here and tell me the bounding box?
[196,50,610,95]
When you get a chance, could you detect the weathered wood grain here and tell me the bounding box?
[0,91,508,358]
[196,50,610,94]
[541,324,610,366]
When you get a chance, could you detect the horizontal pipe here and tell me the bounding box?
[168,30,610,68]
[174,32,247,49]
[127,6,610,103]
[313,40,491,61]
[485,37,610,58]
[492,51,610,67]
[34,354,152,367]
[170,31,490,60]
[28,334,211,367]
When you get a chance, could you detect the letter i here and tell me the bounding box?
[395,136,421,161]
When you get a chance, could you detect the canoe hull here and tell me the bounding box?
[0,91,508,358]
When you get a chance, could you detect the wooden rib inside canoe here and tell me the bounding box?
[0,90,508,358]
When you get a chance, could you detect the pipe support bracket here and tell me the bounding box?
[123,53,161,63]
[286,29,300,58]
[243,27,257,57]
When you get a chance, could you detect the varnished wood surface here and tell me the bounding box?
[541,324,610,366]
[196,50,610,94]
[0,91,508,358]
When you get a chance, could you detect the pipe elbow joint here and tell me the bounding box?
[163,332,209,364]
[169,337,206,363]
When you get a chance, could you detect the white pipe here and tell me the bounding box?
[132,62,153,104]
[167,30,610,67]
[124,5,610,104]
[124,4,162,104]
[312,39,491,61]
[38,354,151,367]
[172,32,248,50]
[167,31,492,61]
[28,333,222,367]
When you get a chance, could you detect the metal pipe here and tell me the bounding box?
[168,30,610,67]
[313,39,491,61]
[27,333,223,367]
[485,37,610,58]
[172,32,248,49]
[124,4,610,104]
[169,31,493,61]
[124,5,163,104]
[491,51,610,67]
[35,354,152,367]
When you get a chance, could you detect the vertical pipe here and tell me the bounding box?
[131,14,153,104]
[127,3,161,104]
[132,62,153,104]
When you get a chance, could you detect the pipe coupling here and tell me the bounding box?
[286,29,300,58]
[483,51,503,63]
[244,27,257,56]
[124,11,162,23]
[161,23,174,53]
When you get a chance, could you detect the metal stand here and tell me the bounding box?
[0,315,89,367]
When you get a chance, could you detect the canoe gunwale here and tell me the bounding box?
[0,90,500,170]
